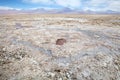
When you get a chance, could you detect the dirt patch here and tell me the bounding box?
[56,38,67,45]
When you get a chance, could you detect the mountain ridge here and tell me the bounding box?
[0,8,119,14]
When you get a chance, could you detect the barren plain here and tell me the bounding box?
[0,14,120,80]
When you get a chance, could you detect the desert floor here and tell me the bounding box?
[0,14,120,80]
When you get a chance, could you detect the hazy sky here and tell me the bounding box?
[0,0,120,12]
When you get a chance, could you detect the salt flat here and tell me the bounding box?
[0,14,120,80]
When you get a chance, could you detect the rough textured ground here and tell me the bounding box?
[0,14,120,80]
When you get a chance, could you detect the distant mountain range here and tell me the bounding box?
[0,8,119,14]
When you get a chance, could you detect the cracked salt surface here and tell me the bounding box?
[9,26,120,67]
[11,37,53,56]
[0,14,120,80]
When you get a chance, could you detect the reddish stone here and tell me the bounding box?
[56,38,66,45]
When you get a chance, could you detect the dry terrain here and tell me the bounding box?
[0,14,120,80]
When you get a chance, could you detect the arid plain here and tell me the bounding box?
[0,14,120,80]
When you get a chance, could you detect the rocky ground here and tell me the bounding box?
[0,14,120,80]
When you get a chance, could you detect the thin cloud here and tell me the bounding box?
[55,0,81,9]
[22,0,120,12]
[107,0,120,11]
[0,6,21,10]
[23,0,81,8]
[23,0,53,4]
[0,6,14,10]
[85,0,120,12]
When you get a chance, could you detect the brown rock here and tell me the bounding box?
[56,38,67,45]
